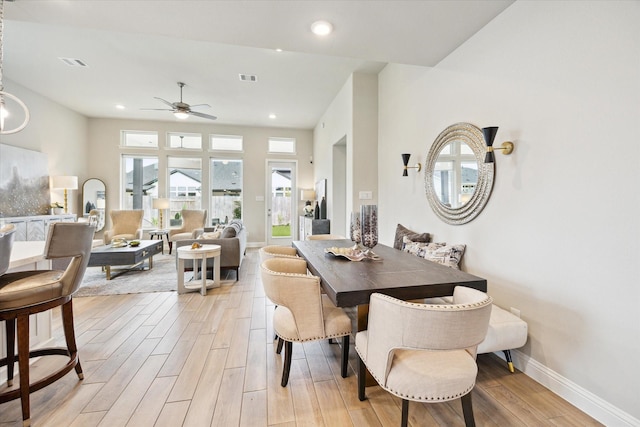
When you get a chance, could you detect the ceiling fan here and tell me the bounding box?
[142,82,217,120]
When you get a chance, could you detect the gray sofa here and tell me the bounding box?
[174,220,247,279]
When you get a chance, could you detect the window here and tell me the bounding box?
[433,141,477,209]
[210,159,242,224]
[122,130,158,148]
[268,137,296,154]
[167,132,202,150]
[168,157,202,221]
[121,155,159,227]
[210,134,243,151]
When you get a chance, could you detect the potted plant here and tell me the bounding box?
[50,202,64,215]
[170,211,182,227]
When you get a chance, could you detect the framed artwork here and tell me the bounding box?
[0,143,50,217]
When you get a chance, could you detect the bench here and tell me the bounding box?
[425,296,528,372]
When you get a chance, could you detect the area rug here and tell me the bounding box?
[75,253,192,297]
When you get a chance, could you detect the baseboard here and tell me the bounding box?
[502,349,639,426]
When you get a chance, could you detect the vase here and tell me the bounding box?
[350,211,361,250]
[314,201,320,219]
[320,196,327,219]
[360,205,378,257]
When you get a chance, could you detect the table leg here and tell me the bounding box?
[177,258,186,294]
[200,255,207,296]
[213,254,221,287]
[105,265,111,280]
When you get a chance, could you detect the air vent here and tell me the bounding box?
[58,57,88,67]
[239,74,258,82]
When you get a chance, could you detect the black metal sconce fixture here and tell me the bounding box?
[401,153,422,176]
[482,127,514,163]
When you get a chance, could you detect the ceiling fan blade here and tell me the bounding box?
[154,97,175,108]
[189,111,217,120]
[189,103,211,109]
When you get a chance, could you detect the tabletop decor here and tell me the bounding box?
[360,204,379,258]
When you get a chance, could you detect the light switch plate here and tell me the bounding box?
[359,191,373,200]
[255,196,265,202]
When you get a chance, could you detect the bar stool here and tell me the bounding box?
[0,223,94,427]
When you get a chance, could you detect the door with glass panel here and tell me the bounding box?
[267,161,296,246]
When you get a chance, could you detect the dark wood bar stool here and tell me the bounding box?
[0,223,94,427]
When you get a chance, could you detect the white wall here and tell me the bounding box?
[314,73,378,236]
[0,79,89,215]
[86,118,313,244]
[377,1,639,424]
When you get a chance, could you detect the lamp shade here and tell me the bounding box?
[482,127,499,164]
[51,175,78,190]
[401,153,411,176]
[153,198,170,209]
[301,189,315,201]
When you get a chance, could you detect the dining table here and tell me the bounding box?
[293,238,488,385]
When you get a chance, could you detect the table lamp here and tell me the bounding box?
[153,198,170,229]
[51,175,78,213]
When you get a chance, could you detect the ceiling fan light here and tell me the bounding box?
[174,111,189,119]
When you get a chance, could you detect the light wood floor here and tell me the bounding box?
[1,249,602,427]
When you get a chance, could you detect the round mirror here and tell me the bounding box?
[425,123,494,225]
[82,178,106,231]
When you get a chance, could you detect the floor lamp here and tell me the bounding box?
[51,175,78,213]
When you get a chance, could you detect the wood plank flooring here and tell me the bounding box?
[0,249,602,426]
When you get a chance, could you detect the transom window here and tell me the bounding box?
[121,130,158,148]
[268,137,296,154]
[167,132,202,150]
[211,134,243,152]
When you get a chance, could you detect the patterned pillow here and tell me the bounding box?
[393,223,431,250]
[402,237,466,269]
[199,231,221,240]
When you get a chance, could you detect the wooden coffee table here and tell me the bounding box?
[88,240,163,280]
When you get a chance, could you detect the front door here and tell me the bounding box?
[266,161,296,246]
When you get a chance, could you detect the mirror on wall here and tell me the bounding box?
[82,178,106,231]
[424,123,494,225]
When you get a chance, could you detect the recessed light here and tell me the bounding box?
[275,48,283,52]
[269,114,277,119]
[115,104,125,110]
[311,20,333,36]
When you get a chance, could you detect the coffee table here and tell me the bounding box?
[88,240,163,280]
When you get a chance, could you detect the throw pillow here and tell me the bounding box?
[402,237,466,269]
[221,226,237,238]
[394,223,431,250]
[200,231,221,240]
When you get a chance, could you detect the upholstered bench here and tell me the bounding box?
[424,297,528,372]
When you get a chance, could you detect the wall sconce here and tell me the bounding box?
[401,153,422,176]
[153,198,170,229]
[482,127,514,163]
[51,175,78,213]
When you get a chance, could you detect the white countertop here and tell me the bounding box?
[9,241,46,270]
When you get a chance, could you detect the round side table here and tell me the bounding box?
[177,244,221,296]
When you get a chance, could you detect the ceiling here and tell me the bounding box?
[3,0,513,129]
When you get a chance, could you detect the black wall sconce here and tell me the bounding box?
[401,153,422,176]
[482,127,514,163]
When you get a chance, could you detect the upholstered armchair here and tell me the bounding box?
[260,257,352,387]
[168,209,207,254]
[355,287,492,427]
[103,209,144,244]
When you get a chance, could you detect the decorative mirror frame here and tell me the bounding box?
[424,122,494,225]
[82,178,106,231]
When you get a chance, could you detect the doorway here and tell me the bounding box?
[266,161,297,246]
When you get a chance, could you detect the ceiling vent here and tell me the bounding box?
[239,74,257,82]
[58,57,88,67]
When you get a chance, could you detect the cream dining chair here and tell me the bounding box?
[259,245,299,262]
[260,257,352,387]
[355,287,492,427]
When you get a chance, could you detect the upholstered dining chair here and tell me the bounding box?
[259,245,299,263]
[168,209,207,254]
[103,209,144,244]
[0,222,95,427]
[356,287,492,427]
[0,224,17,276]
[260,257,352,387]
[306,234,346,240]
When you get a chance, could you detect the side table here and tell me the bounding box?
[149,229,169,254]
[177,244,221,296]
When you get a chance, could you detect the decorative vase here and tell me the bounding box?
[360,205,378,256]
[320,196,327,219]
[350,211,361,250]
[314,201,320,219]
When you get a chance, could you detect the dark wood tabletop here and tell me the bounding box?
[293,239,487,308]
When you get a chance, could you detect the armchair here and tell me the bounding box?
[169,209,207,254]
[103,210,144,244]
[356,287,492,427]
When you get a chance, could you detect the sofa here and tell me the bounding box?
[174,219,247,279]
